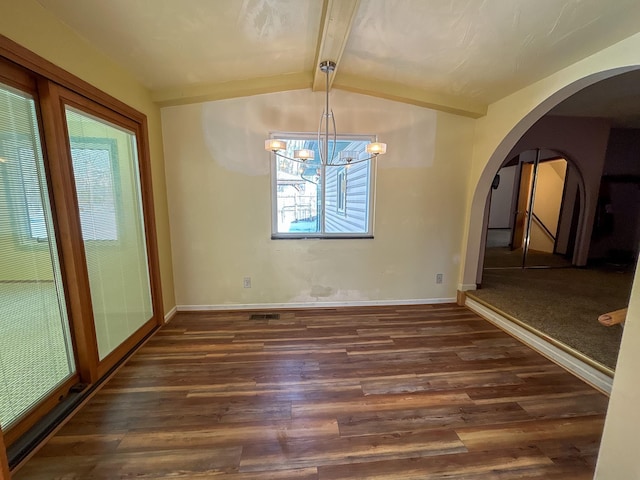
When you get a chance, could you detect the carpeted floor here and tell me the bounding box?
[484,247,572,268]
[470,266,632,370]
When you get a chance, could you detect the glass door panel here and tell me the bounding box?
[525,158,568,267]
[0,83,75,429]
[64,107,153,360]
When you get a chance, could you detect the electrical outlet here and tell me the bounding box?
[243,277,251,288]
[436,273,443,284]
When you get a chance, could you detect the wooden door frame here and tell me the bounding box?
[0,426,9,480]
[0,32,164,458]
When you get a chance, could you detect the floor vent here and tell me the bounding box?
[249,313,281,320]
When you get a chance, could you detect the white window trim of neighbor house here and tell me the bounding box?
[269,132,377,239]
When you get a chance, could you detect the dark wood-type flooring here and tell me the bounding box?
[14,304,609,479]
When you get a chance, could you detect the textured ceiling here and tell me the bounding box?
[549,70,640,128]
[34,0,640,115]
[342,0,640,103]
[36,0,322,88]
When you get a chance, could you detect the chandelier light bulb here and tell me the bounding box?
[265,139,287,151]
[294,149,314,160]
[366,142,387,155]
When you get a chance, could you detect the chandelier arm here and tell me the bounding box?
[327,108,337,166]
[272,150,314,165]
[324,154,380,167]
[300,171,319,185]
[317,109,326,165]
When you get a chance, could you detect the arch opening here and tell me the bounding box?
[463,66,640,374]
[482,148,586,272]
[463,66,640,291]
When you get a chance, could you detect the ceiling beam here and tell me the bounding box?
[151,72,313,108]
[333,73,488,118]
[151,70,488,118]
[312,0,360,92]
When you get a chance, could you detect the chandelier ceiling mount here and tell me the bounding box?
[265,60,387,167]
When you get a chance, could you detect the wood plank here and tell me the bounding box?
[455,416,606,450]
[239,429,466,472]
[337,402,533,437]
[116,418,339,452]
[10,305,608,479]
[360,370,526,395]
[317,447,592,479]
[518,392,609,418]
[0,426,10,480]
[291,391,473,419]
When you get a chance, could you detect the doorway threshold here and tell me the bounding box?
[465,294,613,395]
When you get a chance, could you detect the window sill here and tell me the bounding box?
[271,235,374,240]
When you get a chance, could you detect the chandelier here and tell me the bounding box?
[264,60,387,166]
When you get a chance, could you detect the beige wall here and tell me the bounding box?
[162,89,475,307]
[0,0,176,314]
[533,160,566,238]
[596,260,640,478]
[457,31,640,479]
[528,159,566,253]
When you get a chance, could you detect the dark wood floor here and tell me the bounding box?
[14,304,608,479]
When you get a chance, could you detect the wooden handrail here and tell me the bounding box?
[530,211,556,242]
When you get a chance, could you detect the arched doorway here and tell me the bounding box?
[484,148,586,270]
[461,66,640,291]
[461,66,640,390]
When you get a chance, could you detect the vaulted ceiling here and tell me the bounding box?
[35,0,640,117]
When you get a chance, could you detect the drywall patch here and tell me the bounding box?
[290,288,371,303]
[310,285,333,298]
[329,90,438,169]
[201,97,271,176]
[201,89,438,175]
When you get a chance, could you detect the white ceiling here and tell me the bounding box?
[35,0,640,116]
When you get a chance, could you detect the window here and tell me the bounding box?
[68,139,119,241]
[270,133,376,238]
[2,132,118,242]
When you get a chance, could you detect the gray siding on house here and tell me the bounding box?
[325,160,371,233]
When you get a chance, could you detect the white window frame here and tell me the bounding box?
[269,132,377,239]
[10,137,120,243]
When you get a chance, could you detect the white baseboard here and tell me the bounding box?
[177,297,457,312]
[163,306,178,323]
[465,297,613,395]
[458,283,477,291]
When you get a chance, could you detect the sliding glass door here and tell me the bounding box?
[64,107,153,360]
[0,82,76,431]
[0,41,163,458]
